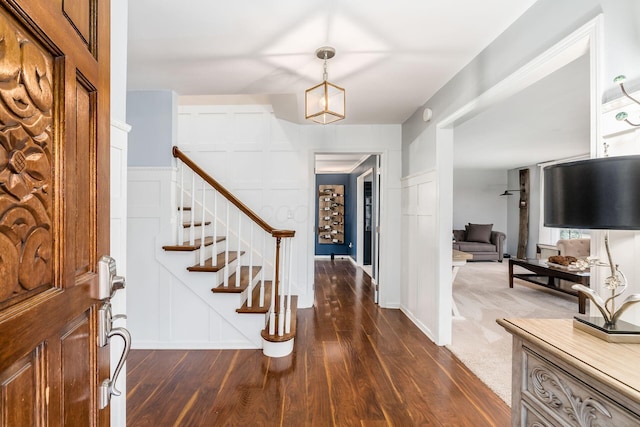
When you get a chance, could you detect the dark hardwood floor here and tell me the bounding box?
[126,260,510,426]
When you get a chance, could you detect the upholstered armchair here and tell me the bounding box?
[556,238,591,258]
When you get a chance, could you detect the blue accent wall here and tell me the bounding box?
[347,156,378,278]
[314,157,379,281]
[127,90,176,167]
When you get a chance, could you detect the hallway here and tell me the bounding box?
[126,260,509,426]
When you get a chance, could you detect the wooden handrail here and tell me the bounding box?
[173,146,295,238]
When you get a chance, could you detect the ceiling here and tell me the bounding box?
[313,55,591,172]
[453,53,591,170]
[127,0,591,172]
[315,153,371,174]
[127,0,539,125]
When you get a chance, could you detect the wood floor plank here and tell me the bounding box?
[322,340,362,426]
[127,259,510,426]
[336,331,390,424]
[171,350,238,426]
[304,353,334,426]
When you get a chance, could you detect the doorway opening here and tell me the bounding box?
[434,16,602,345]
[314,153,381,302]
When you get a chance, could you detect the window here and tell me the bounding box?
[559,228,589,240]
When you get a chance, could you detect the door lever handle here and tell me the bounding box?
[98,326,131,409]
[112,313,127,322]
[110,275,126,297]
[98,304,128,347]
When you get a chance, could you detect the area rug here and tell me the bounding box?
[446,260,577,405]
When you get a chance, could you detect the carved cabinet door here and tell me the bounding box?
[0,0,110,426]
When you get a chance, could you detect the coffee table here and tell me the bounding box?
[508,258,590,314]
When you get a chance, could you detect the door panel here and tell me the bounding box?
[73,80,95,277]
[0,349,43,426]
[63,0,92,47]
[61,312,92,425]
[0,0,110,425]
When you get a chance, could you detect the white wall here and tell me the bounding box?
[110,0,129,424]
[453,169,508,235]
[401,0,640,345]
[403,0,640,158]
[401,171,441,340]
[176,103,402,308]
[125,101,402,347]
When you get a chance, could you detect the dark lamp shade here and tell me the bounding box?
[544,155,640,230]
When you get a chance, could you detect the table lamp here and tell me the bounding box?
[544,155,640,342]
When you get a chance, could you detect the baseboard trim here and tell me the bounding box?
[131,341,260,350]
[400,305,436,343]
[314,255,352,261]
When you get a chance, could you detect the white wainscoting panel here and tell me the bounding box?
[400,170,438,341]
[230,151,265,188]
[127,167,264,349]
[176,105,402,311]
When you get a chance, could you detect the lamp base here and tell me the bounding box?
[573,316,640,343]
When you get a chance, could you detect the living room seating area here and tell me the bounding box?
[452,223,506,262]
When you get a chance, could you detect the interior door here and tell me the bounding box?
[0,0,111,425]
[363,181,372,265]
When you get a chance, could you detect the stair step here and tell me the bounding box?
[211,266,261,293]
[236,281,272,314]
[261,296,298,342]
[182,221,212,228]
[162,236,225,252]
[187,251,245,272]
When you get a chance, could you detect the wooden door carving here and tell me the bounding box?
[0,10,54,310]
[0,0,110,425]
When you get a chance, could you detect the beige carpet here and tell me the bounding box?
[447,260,578,405]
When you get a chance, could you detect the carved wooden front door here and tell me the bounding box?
[0,0,110,425]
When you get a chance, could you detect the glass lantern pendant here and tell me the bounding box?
[305,47,345,124]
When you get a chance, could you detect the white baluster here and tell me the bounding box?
[268,239,276,335]
[278,240,286,336]
[259,232,266,307]
[178,161,184,246]
[212,191,218,266]
[199,179,206,266]
[224,200,230,287]
[235,211,241,288]
[247,223,254,308]
[285,238,293,334]
[189,172,195,245]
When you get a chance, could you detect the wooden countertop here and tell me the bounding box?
[497,318,640,404]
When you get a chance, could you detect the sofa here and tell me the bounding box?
[452,223,506,262]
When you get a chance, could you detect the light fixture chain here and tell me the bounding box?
[323,52,328,82]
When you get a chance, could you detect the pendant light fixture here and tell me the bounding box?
[305,47,345,124]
